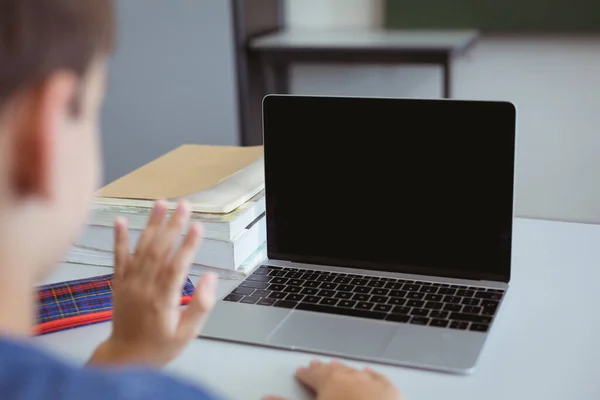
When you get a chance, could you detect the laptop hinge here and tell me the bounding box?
[263,258,508,284]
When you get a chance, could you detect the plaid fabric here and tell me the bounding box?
[35,274,195,335]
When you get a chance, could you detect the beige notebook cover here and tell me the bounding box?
[97,145,264,214]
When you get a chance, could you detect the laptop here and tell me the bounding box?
[200,95,517,374]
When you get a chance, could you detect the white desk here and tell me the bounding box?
[34,218,600,400]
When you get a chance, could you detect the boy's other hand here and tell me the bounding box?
[263,360,403,400]
[89,200,218,367]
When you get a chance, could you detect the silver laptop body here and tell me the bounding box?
[201,95,517,374]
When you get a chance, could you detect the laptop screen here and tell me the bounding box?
[262,96,516,283]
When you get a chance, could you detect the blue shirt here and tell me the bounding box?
[0,337,222,400]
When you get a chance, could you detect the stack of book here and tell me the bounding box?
[65,144,267,280]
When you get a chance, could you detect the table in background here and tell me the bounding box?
[249,29,479,99]
[35,218,600,400]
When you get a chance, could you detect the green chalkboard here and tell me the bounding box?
[385,0,600,32]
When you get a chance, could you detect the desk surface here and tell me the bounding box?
[34,218,600,400]
[250,29,479,53]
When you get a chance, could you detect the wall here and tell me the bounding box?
[285,0,600,224]
[101,0,240,184]
[285,0,382,29]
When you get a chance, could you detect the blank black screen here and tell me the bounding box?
[263,96,516,282]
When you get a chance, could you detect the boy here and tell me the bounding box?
[0,1,403,399]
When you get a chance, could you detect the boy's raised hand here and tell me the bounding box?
[89,200,218,367]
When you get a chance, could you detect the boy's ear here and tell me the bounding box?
[11,71,78,199]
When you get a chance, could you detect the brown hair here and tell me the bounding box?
[0,0,115,111]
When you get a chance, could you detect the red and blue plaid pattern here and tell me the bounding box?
[35,274,196,335]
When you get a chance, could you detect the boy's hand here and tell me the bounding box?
[89,200,218,367]
[263,360,403,400]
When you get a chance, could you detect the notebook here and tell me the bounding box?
[97,145,264,214]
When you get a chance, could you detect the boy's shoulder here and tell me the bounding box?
[0,336,222,400]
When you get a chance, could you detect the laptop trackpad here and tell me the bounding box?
[266,311,397,358]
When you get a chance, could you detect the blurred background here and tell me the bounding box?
[101,0,600,224]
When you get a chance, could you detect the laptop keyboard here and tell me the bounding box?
[223,266,504,332]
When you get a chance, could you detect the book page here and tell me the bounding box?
[178,158,264,213]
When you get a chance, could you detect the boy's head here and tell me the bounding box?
[0,0,115,279]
